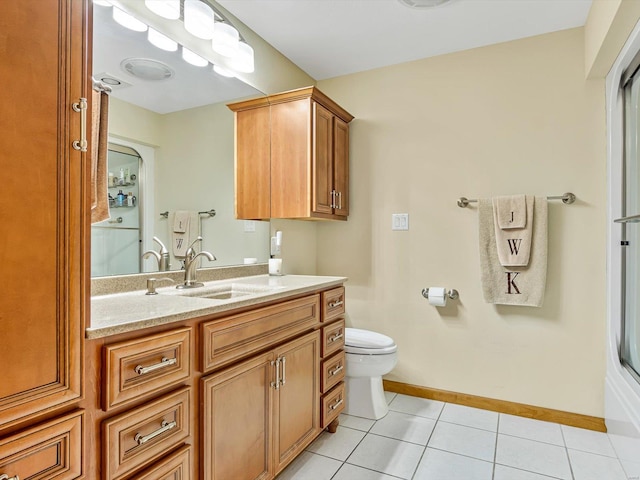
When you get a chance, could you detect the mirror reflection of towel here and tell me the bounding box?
[169,211,200,258]
[91,90,110,224]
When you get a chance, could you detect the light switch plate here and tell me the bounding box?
[392,213,409,231]
[244,220,256,232]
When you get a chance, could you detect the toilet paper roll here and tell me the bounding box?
[428,287,447,307]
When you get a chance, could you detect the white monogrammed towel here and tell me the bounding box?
[493,195,533,267]
[478,197,548,307]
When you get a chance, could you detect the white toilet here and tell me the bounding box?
[344,328,398,420]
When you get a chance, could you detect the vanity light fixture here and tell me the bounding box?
[148,28,178,52]
[184,0,216,40]
[93,0,112,6]
[211,22,240,57]
[182,47,209,67]
[144,0,180,20]
[113,7,148,32]
[213,64,235,78]
[229,41,255,73]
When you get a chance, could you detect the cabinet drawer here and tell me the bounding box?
[321,382,345,429]
[130,445,192,480]
[103,327,191,411]
[203,295,320,371]
[321,351,345,394]
[103,387,191,480]
[321,287,345,323]
[0,410,83,479]
[321,319,345,358]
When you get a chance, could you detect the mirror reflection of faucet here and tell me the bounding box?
[177,236,217,289]
[142,236,171,272]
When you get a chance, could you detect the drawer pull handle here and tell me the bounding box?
[0,474,20,480]
[329,332,343,343]
[329,364,343,376]
[329,398,343,410]
[135,357,177,375]
[134,420,177,445]
[329,300,344,308]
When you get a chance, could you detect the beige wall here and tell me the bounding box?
[316,28,607,417]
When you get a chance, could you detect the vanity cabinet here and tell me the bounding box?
[202,331,320,480]
[86,284,344,479]
[0,0,87,477]
[229,87,354,221]
[320,287,347,431]
[201,296,322,480]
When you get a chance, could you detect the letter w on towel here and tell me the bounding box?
[492,195,534,267]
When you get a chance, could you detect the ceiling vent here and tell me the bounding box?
[398,0,454,8]
[92,72,132,90]
[120,58,175,81]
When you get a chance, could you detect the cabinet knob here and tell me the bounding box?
[329,398,344,411]
[328,299,344,308]
[329,364,344,376]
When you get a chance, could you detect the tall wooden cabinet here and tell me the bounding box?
[229,87,354,221]
[0,0,87,477]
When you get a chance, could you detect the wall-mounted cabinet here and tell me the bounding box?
[229,87,354,221]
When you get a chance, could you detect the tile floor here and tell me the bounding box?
[276,392,640,480]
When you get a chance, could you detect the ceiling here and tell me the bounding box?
[217,0,594,80]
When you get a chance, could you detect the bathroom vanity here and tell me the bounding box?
[85,274,346,479]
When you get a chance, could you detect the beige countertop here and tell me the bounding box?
[88,274,347,339]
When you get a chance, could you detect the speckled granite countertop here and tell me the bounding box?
[88,274,347,339]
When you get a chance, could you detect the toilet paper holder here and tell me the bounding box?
[421,288,459,300]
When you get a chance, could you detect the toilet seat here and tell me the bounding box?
[345,328,398,355]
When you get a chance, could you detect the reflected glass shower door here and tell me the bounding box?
[622,61,640,382]
[91,145,142,277]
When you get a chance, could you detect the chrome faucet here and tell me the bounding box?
[142,236,171,272]
[177,236,216,289]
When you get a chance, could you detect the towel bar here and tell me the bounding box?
[457,192,575,208]
[160,209,216,218]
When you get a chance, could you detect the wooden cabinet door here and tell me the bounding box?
[0,0,85,428]
[202,352,274,480]
[333,116,350,217]
[273,331,321,474]
[313,103,334,215]
[235,106,271,220]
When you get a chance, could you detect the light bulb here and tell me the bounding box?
[229,41,254,73]
[184,0,215,40]
[144,0,180,20]
[182,48,208,67]
[148,28,178,52]
[212,22,239,57]
[113,7,148,32]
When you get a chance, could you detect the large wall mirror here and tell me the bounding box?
[91,0,270,277]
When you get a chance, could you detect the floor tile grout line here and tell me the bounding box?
[492,413,500,480]
[559,422,576,480]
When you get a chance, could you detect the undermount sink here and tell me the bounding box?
[175,282,285,301]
